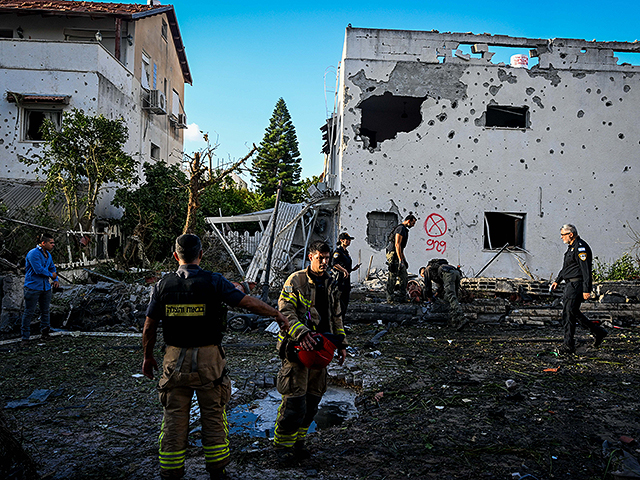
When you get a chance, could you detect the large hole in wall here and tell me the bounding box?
[366,211,399,250]
[615,51,640,66]
[453,44,540,67]
[485,105,529,129]
[358,92,427,148]
[483,212,525,250]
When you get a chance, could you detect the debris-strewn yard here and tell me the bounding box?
[2,314,640,480]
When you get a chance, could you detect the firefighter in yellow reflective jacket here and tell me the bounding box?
[274,240,348,464]
[142,234,289,480]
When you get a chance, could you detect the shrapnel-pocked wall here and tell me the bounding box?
[327,27,640,280]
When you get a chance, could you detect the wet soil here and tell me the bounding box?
[1,320,639,480]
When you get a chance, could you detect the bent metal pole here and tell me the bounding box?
[261,179,283,302]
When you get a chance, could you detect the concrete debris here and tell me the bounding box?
[599,291,629,303]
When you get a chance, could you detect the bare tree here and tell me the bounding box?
[182,134,257,234]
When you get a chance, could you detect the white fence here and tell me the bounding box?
[224,230,263,256]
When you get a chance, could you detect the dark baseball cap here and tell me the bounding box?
[338,232,354,240]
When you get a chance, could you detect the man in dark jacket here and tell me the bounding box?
[551,224,607,354]
[143,234,289,480]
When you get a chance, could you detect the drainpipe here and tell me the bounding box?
[114,17,122,61]
[261,180,283,302]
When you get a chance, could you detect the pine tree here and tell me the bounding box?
[252,98,302,203]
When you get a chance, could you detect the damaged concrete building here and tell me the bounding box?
[323,27,640,281]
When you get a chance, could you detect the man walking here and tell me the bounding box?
[273,240,347,464]
[143,234,289,480]
[551,224,607,354]
[22,233,58,344]
[386,214,417,303]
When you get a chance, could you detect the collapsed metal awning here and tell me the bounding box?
[205,192,340,285]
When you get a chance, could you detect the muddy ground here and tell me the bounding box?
[1,312,640,480]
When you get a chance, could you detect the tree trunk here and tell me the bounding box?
[183,174,201,234]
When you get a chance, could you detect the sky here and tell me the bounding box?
[156,0,640,184]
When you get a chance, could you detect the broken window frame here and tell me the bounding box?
[161,20,168,41]
[141,52,151,91]
[21,107,62,142]
[485,105,529,129]
[483,212,526,251]
[150,142,160,161]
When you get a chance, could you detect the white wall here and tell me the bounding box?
[334,28,640,280]
[0,38,182,219]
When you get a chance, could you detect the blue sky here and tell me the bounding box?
[161,0,640,183]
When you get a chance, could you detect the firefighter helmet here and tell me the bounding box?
[295,332,336,369]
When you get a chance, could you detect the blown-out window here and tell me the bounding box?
[483,212,525,250]
[485,105,528,128]
[22,109,62,141]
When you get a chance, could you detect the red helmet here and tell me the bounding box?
[295,333,336,369]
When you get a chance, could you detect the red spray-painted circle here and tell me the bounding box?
[424,213,447,237]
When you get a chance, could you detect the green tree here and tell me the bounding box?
[112,161,187,265]
[252,98,302,204]
[20,108,137,229]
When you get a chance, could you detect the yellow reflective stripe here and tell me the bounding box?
[335,327,345,336]
[274,399,298,448]
[274,425,297,448]
[204,409,228,463]
[204,444,230,463]
[159,449,186,468]
[296,426,310,441]
[280,291,298,306]
[159,449,187,455]
[299,295,312,309]
[289,321,306,337]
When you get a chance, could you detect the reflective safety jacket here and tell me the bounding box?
[277,267,347,351]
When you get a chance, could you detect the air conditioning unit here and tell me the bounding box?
[145,90,166,115]
[177,113,187,128]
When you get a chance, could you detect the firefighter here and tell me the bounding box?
[273,240,347,464]
[142,234,289,480]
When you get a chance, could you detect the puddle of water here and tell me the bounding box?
[226,387,358,438]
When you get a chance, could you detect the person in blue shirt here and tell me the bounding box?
[22,233,59,344]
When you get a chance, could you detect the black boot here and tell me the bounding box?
[593,328,608,347]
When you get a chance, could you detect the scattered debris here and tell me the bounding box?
[5,389,55,409]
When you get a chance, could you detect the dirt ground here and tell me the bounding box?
[1,314,640,480]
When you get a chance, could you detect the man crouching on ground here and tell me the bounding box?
[273,240,347,465]
[142,234,289,480]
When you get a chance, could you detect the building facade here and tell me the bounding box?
[0,0,191,218]
[324,27,640,280]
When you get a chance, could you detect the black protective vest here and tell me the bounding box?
[156,271,226,347]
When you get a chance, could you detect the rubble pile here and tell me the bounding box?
[52,281,152,332]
